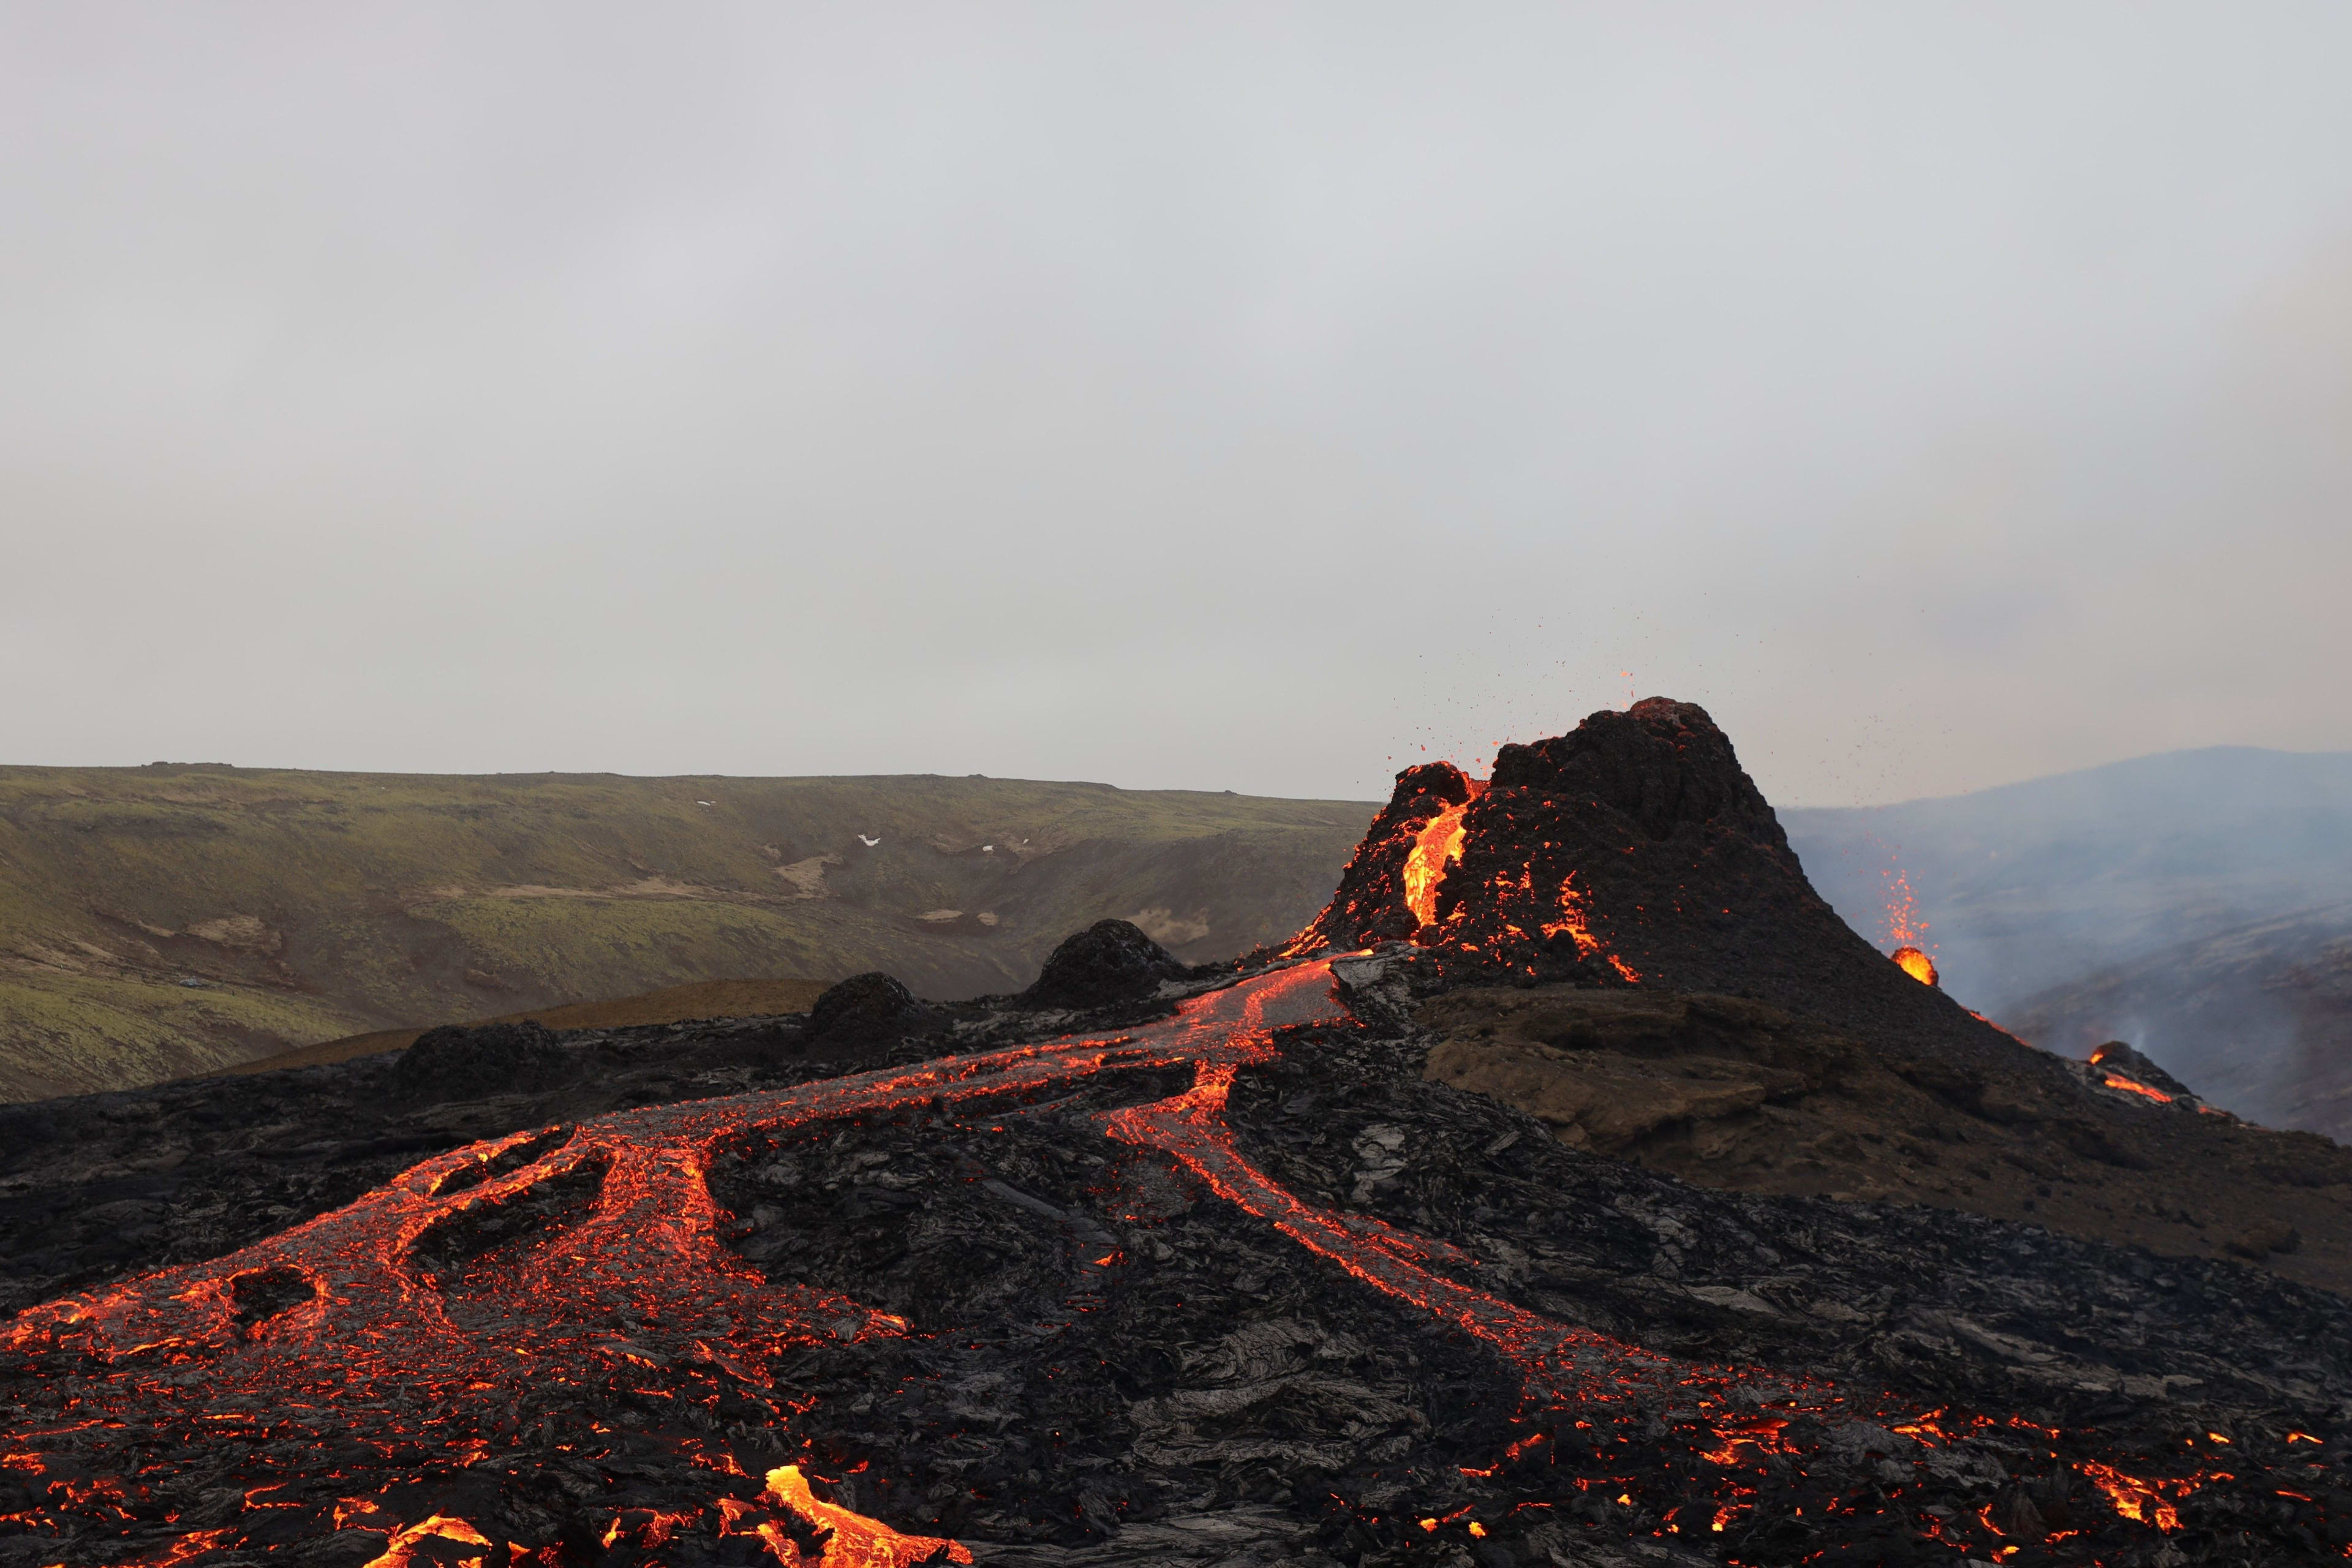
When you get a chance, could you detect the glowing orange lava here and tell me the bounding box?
[0,964,1346,1564]
[2076,1460,2191,1531]
[2085,1044,2181,1104]
[731,1466,973,1568]
[1879,854,1942,986]
[1540,873,1642,983]
[1890,945,1939,987]
[1402,801,1472,928]
[361,1514,493,1567]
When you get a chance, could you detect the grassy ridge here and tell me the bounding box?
[227,976,839,1076]
[0,765,1373,1101]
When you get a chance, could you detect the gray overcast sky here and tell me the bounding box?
[4,4,2349,806]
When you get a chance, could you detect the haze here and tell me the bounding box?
[5,4,2350,806]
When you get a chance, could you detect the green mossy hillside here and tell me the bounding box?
[0,765,1373,1101]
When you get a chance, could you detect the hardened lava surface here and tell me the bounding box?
[4,954,2352,1567]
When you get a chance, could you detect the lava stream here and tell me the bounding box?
[1100,1056,1676,1406]
[1401,798,1474,929]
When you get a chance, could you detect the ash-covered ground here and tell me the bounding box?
[7,707,2352,1567]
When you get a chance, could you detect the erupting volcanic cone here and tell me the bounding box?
[1890,944,1939,987]
[1296,699,2027,1069]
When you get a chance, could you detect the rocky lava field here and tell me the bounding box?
[7,701,2352,1567]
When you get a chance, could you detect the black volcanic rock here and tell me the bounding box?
[391,1019,568,1102]
[1021,918,1186,1009]
[1487,696,1782,843]
[805,971,937,1047]
[1431,697,1842,1000]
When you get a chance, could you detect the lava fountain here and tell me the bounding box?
[1890,945,1940,987]
[1879,853,1940,987]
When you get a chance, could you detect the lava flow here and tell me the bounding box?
[0,964,1341,1566]
[1400,794,1476,930]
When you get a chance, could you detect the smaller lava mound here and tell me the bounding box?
[805,971,941,1049]
[2092,1039,2198,1101]
[1020,918,1186,1009]
[390,1020,569,1103]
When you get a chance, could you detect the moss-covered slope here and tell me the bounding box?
[0,766,1372,1100]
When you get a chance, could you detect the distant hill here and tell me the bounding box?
[1782,746,2352,1129]
[1781,746,2352,1016]
[0,766,1374,1101]
[2006,902,2352,1138]
[225,975,839,1077]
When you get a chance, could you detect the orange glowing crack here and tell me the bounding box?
[1098,1050,1679,1409]
[1698,1415,1793,1467]
[2075,1460,2195,1531]
[1540,873,1642,982]
[2102,1074,2173,1104]
[360,1514,492,1568]
[127,1528,239,1566]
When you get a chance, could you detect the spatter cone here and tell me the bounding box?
[1295,699,2011,1058]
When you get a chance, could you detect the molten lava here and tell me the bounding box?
[1875,852,1945,989]
[2076,1460,2188,1531]
[0,966,1366,1564]
[2103,1073,2174,1104]
[361,1513,496,1567]
[1401,800,1472,929]
[1882,858,1928,949]
[736,1465,971,1568]
[1285,752,1651,983]
[1540,874,1642,984]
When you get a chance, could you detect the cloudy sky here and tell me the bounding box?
[4,4,2349,805]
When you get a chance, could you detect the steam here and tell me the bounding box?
[1782,746,2352,1129]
